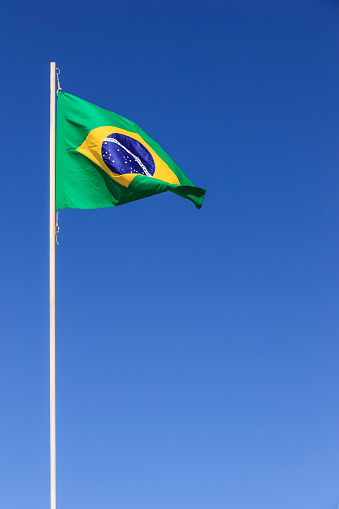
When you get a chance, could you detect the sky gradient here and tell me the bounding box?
[1,1,339,508]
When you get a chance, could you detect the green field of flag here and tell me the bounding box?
[56,92,206,211]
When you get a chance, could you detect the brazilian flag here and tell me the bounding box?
[56,93,206,211]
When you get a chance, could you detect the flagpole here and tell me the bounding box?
[50,61,56,509]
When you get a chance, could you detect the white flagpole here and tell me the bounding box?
[50,61,56,509]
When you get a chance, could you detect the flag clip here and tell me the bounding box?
[55,211,60,245]
[56,68,62,95]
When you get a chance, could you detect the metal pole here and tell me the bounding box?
[50,61,56,509]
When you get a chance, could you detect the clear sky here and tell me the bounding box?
[1,1,339,508]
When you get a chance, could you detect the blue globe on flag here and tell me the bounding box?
[101,133,156,177]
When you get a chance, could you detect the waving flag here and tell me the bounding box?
[56,93,206,211]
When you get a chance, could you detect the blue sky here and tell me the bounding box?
[1,0,339,508]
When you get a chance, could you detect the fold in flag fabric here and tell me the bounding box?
[56,92,206,211]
